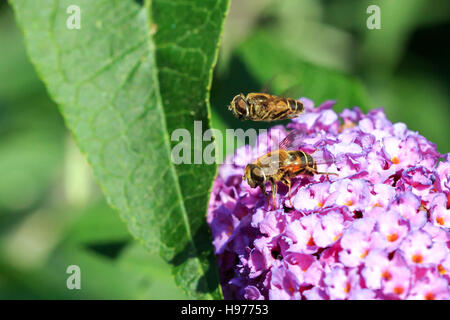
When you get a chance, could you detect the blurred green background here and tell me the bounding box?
[0,0,449,299]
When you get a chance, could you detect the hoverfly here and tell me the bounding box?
[228,93,304,121]
[243,129,339,210]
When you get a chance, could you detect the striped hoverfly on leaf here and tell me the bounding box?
[228,93,305,121]
[243,129,340,210]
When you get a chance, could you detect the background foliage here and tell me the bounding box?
[0,0,449,299]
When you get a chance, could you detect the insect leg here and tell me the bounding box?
[281,178,293,207]
[270,180,277,210]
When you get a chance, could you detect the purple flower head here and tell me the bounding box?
[207,98,450,300]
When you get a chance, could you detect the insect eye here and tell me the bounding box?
[251,166,265,183]
[233,96,248,118]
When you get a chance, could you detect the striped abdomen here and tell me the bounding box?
[281,151,316,178]
[246,93,304,121]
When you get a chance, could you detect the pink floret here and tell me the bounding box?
[207,99,449,300]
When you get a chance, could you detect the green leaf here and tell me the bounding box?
[63,201,132,245]
[359,0,428,75]
[11,0,229,299]
[0,7,42,100]
[0,243,163,299]
[378,73,450,154]
[117,243,189,299]
[0,129,63,212]
[0,7,65,212]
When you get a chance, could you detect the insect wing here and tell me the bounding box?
[278,129,307,151]
[258,151,285,175]
[247,93,272,106]
[311,149,347,166]
[247,93,288,111]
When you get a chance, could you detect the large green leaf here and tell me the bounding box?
[10,0,229,299]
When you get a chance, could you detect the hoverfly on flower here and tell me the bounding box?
[243,129,340,210]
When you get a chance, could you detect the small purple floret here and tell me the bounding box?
[207,98,450,300]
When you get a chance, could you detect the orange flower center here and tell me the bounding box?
[387,233,399,242]
[391,157,400,164]
[333,233,342,242]
[436,216,445,226]
[381,270,392,281]
[373,203,382,208]
[425,292,435,300]
[412,253,424,264]
[360,249,369,259]
[307,236,316,246]
[346,200,354,206]
[438,264,446,275]
[393,286,404,295]
[338,122,356,133]
[344,282,351,293]
[317,202,324,208]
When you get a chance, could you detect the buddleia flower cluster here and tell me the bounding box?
[207,98,450,300]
